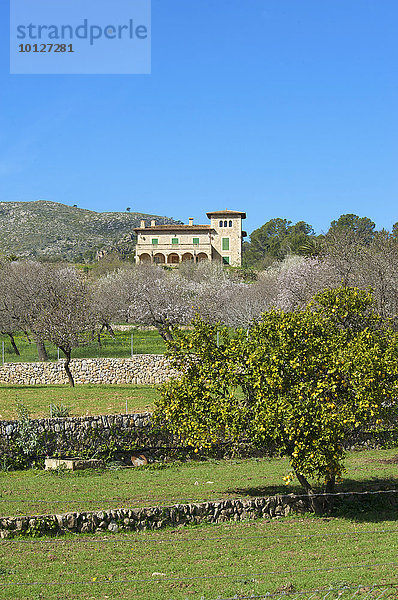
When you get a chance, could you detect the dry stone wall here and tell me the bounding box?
[0,355,179,385]
[0,494,311,538]
[1,409,397,467]
[0,412,175,462]
[0,411,263,465]
[0,412,152,440]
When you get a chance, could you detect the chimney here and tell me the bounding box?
[151,219,156,227]
[140,220,145,228]
[189,217,194,226]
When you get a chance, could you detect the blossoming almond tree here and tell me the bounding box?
[127,266,198,342]
[31,266,98,386]
[0,261,97,386]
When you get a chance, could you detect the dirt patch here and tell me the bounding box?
[378,455,398,464]
[363,455,398,464]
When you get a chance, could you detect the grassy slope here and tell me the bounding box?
[1,449,397,518]
[0,329,166,364]
[0,200,179,260]
[0,451,397,598]
[0,384,158,420]
[0,500,398,598]
[0,329,166,419]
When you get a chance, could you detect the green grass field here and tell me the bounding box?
[0,384,159,420]
[1,449,397,519]
[0,329,166,363]
[0,507,397,598]
[1,450,398,598]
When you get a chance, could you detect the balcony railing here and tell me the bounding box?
[137,242,212,251]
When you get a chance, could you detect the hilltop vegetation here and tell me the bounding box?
[0,200,180,262]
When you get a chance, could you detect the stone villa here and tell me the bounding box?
[134,209,247,267]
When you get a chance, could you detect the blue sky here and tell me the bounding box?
[0,0,397,237]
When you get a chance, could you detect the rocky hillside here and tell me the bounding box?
[0,201,181,262]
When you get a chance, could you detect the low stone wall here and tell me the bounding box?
[2,409,397,468]
[0,412,152,439]
[0,412,175,465]
[0,494,311,538]
[0,355,179,385]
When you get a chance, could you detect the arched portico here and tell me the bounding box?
[139,253,151,264]
[197,252,209,262]
[154,253,165,264]
[167,253,180,264]
[182,253,194,262]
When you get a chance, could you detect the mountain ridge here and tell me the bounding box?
[0,200,181,261]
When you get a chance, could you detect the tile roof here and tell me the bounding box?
[206,209,246,218]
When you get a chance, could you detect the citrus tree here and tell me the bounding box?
[154,288,398,503]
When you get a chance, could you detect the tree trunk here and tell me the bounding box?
[36,340,49,362]
[61,348,74,387]
[157,324,175,344]
[158,327,178,351]
[7,333,20,356]
[97,324,106,349]
[323,475,336,514]
[294,470,335,515]
[105,323,116,338]
[325,476,335,494]
[294,471,319,514]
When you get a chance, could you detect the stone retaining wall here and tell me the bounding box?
[0,412,264,466]
[0,355,179,385]
[2,409,397,468]
[0,494,311,538]
[0,412,152,439]
[0,412,175,464]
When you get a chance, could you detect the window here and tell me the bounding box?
[172,238,179,245]
[222,256,230,265]
[193,238,199,245]
[152,238,158,245]
[219,220,223,227]
[229,220,233,227]
[222,237,230,251]
[224,220,228,227]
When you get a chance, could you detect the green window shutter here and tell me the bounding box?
[172,238,179,245]
[193,238,199,245]
[152,238,158,245]
[222,237,230,251]
[222,256,230,265]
